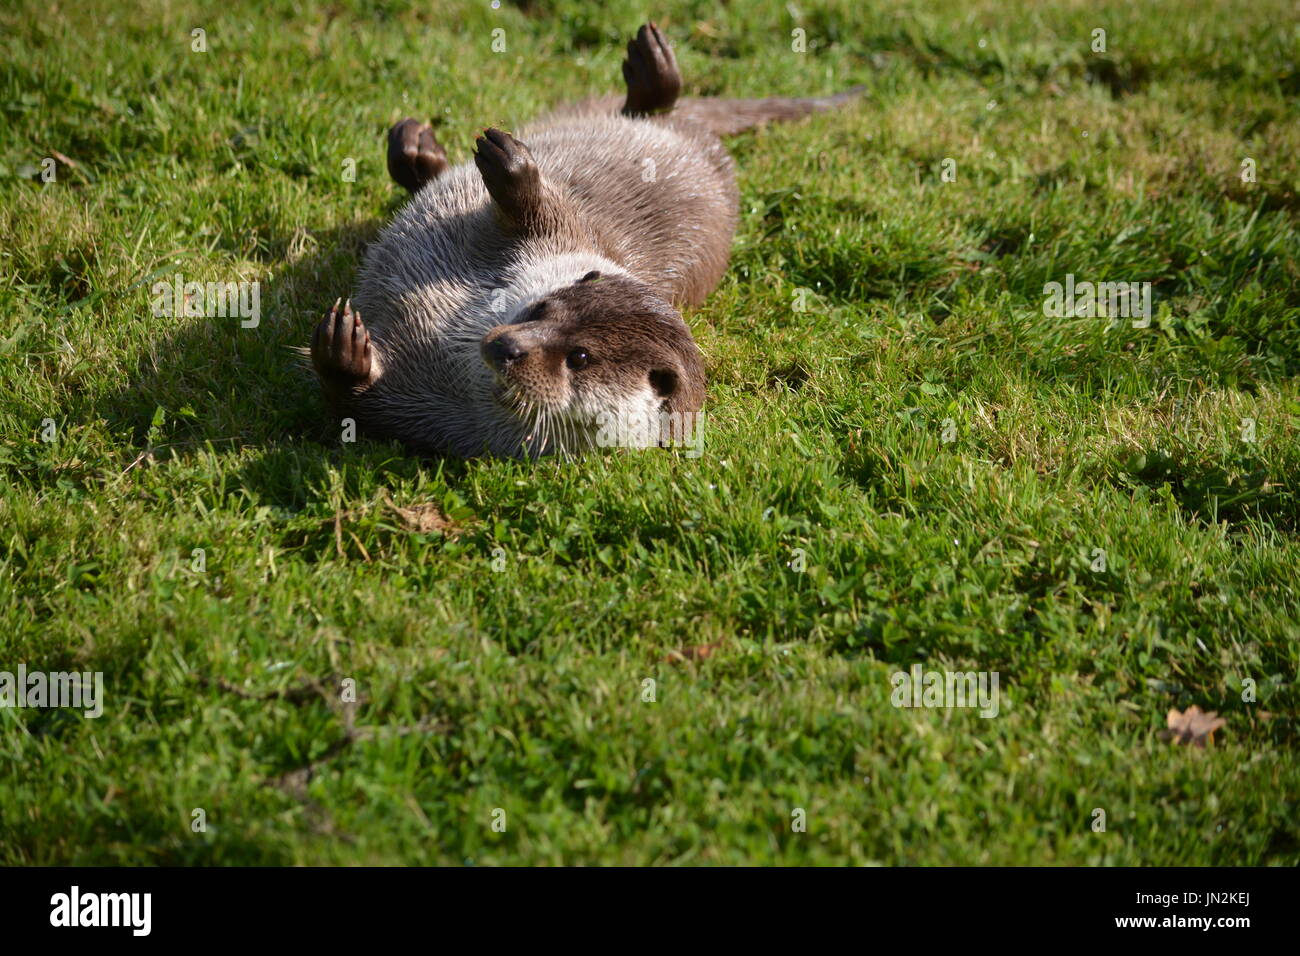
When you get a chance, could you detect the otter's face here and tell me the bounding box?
[479,273,704,455]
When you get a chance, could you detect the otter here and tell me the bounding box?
[311,21,861,458]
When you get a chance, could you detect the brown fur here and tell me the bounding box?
[309,22,862,458]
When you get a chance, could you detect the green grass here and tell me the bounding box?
[2,0,1298,864]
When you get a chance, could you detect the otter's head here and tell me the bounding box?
[479,272,704,455]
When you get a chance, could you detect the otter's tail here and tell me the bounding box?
[672,86,865,136]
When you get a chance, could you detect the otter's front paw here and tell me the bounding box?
[473,127,543,227]
[387,118,448,193]
[622,21,681,115]
[312,298,375,393]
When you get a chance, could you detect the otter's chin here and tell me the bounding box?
[485,381,594,456]
[513,411,599,458]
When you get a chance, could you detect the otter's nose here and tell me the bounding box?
[482,334,527,370]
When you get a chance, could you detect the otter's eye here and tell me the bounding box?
[580,270,602,282]
[566,349,590,370]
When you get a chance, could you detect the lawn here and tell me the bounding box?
[1,0,1297,865]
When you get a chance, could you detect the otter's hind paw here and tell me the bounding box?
[387,118,449,193]
[312,298,375,394]
[622,21,681,116]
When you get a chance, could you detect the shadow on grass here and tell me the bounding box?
[87,207,477,506]
[1107,446,1298,534]
[95,220,375,450]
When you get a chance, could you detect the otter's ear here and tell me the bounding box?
[649,368,678,398]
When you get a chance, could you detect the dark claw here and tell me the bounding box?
[622,21,682,115]
[312,298,373,388]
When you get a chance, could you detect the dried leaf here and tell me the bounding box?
[1159,705,1227,748]
[384,493,459,535]
[663,642,721,663]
